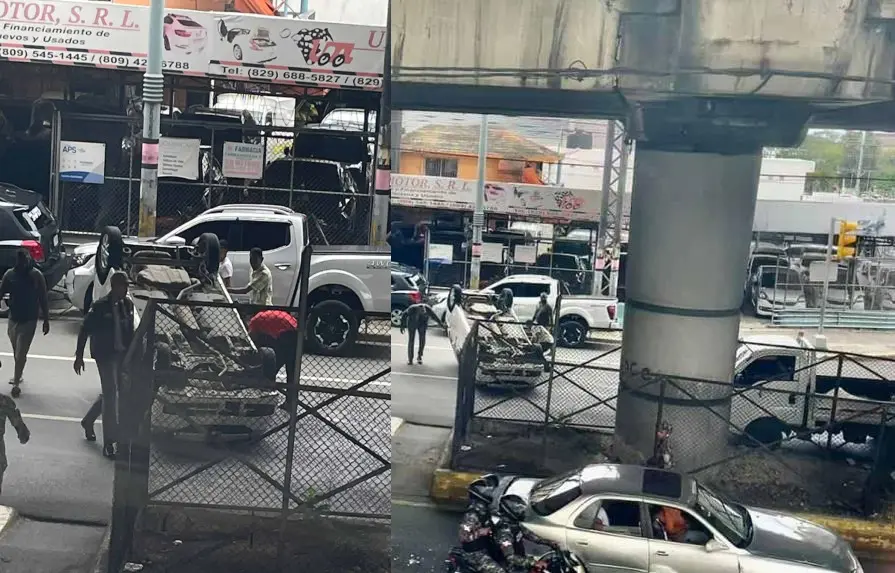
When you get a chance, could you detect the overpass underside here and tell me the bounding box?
[392,0,895,470]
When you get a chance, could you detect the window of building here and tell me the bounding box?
[424,158,458,178]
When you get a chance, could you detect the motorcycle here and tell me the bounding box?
[444,548,585,573]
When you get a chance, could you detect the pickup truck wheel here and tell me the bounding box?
[196,233,221,275]
[390,306,405,327]
[307,300,358,357]
[744,417,788,449]
[96,226,123,284]
[558,318,588,348]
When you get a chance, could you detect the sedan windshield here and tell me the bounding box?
[693,486,751,547]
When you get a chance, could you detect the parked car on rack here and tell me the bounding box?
[491,463,862,573]
[65,204,389,356]
[0,183,69,317]
[433,275,619,348]
[390,262,427,326]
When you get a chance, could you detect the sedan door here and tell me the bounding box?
[645,504,740,573]
[565,497,650,573]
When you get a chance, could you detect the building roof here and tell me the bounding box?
[401,124,562,162]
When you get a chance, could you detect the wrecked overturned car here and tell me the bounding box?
[92,225,283,443]
[445,285,549,388]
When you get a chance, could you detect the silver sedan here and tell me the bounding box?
[493,464,863,573]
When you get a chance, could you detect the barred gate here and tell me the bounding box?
[108,257,390,572]
[452,317,895,517]
[54,111,376,244]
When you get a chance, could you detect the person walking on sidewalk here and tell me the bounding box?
[229,248,273,305]
[0,392,29,494]
[399,302,443,365]
[0,249,50,393]
[74,271,135,459]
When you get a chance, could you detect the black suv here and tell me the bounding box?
[0,183,68,314]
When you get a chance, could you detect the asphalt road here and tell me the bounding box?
[392,502,895,573]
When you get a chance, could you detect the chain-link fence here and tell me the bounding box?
[108,297,390,573]
[451,307,895,518]
[56,110,375,244]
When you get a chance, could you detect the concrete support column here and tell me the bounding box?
[615,145,761,472]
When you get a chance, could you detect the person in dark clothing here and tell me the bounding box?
[248,309,298,386]
[494,494,559,572]
[386,223,404,249]
[399,303,443,365]
[0,249,50,389]
[74,271,135,458]
[532,292,553,327]
[458,475,503,573]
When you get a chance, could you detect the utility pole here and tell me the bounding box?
[369,0,391,246]
[137,0,164,238]
[594,120,630,297]
[469,115,488,289]
[855,130,867,195]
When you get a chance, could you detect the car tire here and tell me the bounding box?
[558,318,587,348]
[306,299,359,357]
[391,305,405,327]
[743,417,788,449]
[96,226,123,285]
[196,232,221,275]
[258,346,278,381]
[446,284,462,312]
[163,34,170,50]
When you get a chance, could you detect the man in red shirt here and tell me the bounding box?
[247,310,298,386]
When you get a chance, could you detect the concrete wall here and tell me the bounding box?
[392,0,895,101]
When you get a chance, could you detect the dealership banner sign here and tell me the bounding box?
[0,0,384,90]
[391,174,600,222]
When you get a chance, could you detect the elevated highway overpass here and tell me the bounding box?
[391,0,895,470]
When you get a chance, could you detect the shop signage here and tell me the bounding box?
[222,141,264,179]
[391,174,600,222]
[0,0,384,90]
[59,140,105,184]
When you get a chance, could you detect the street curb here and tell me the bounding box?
[0,506,17,539]
[90,524,112,573]
[429,468,895,559]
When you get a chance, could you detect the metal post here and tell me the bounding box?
[369,1,391,246]
[817,217,836,346]
[855,130,867,195]
[469,115,488,290]
[595,120,629,297]
[137,0,164,238]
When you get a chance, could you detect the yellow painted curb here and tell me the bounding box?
[429,469,895,558]
[0,506,17,538]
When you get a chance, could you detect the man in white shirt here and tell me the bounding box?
[229,247,273,306]
[218,239,234,287]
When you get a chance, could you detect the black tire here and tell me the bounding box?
[744,417,788,448]
[390,305,405,327]
[306,299,359,357]
[196,233,221,275]
[259,346,278,381]
[558,318,587,348]
[163,34,170,50]
[96,226,123,284]
[446,284,462,312]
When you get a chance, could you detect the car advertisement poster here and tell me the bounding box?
[0,0,384,90]
[59,140,105,184]
[391,174,600,222]
[208,13,385,89]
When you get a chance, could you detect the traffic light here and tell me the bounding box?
[837,220,859,259]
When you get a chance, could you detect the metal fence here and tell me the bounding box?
[55,112,375,244]
[451,316,895,517]
[107,294,390,572]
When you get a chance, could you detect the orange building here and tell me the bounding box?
[399,124,561,184]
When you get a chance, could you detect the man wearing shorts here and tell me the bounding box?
[0,249,49,388]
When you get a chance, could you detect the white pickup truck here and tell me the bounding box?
[433,274,620,348]
[67,205,389,356]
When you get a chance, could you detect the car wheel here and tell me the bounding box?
[744,417,788,449]
[558,319,587,348]
[196,233,221,275]
[391,306,405,327]
[96,226,123,284]
[306,299,359,357]
[233,44,243,60]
